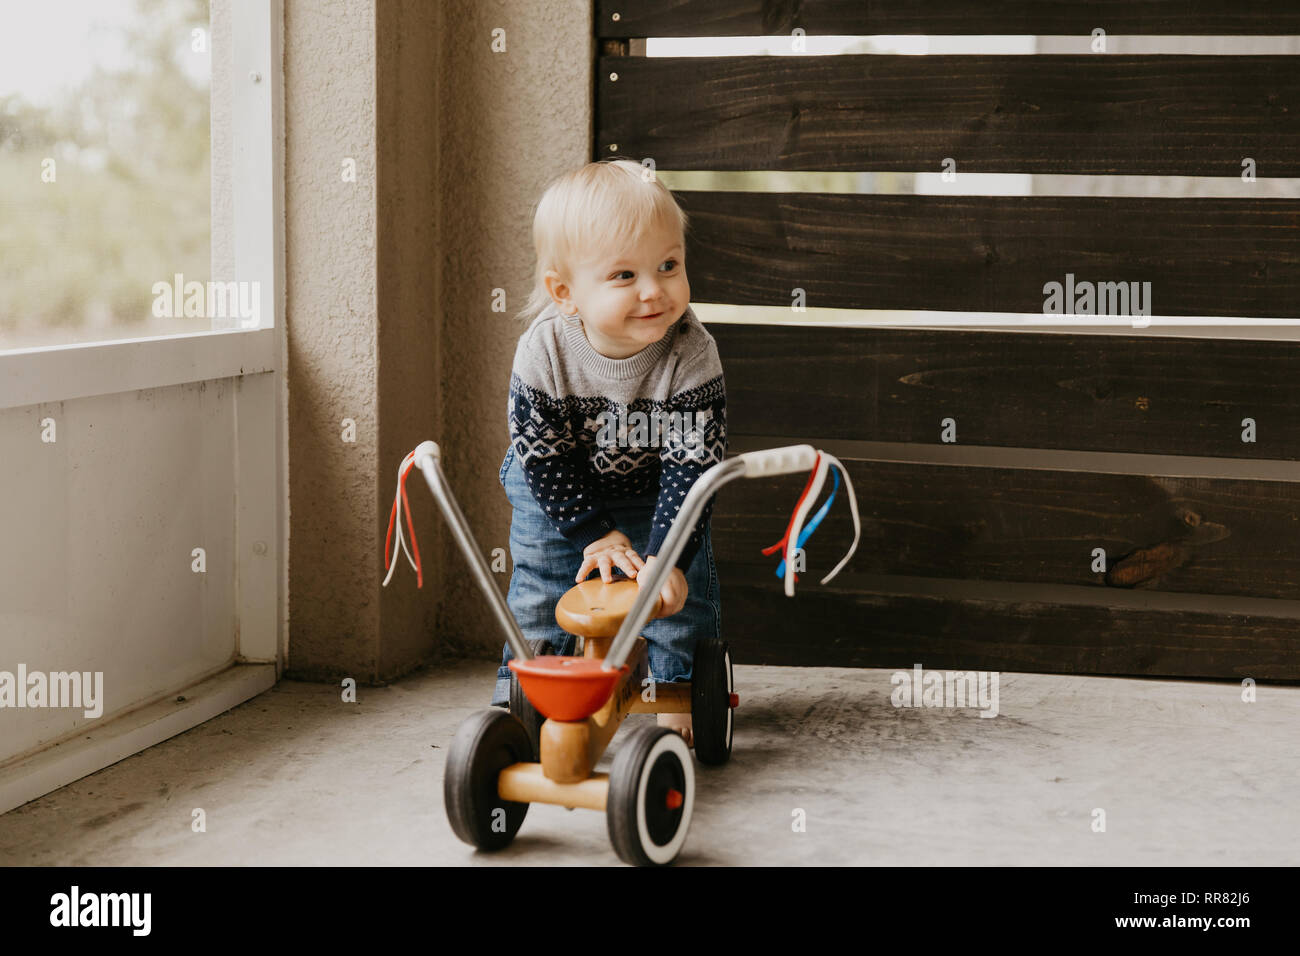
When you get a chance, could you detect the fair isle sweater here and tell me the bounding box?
[506,301,728,572]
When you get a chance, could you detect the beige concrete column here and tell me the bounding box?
[285,0,591,681]
[375,0,441,677]
[431,0,593,662]
[285,0,384,680]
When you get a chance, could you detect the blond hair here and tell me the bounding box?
[515,158,689,327]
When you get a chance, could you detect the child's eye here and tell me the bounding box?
[612,260,677,281]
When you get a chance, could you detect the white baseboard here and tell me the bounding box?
[0,663,276,815]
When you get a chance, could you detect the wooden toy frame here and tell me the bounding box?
[414,440,817,864]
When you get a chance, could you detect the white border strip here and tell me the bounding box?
[727,435,1300,483]
[657,170,1300,198]
[695,304,1300,334]
[233,0,280,331]
[647,36,1300,56]
[0,328,275,410]
[231,0,284,668]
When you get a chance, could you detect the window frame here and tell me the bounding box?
[0,0,283,407]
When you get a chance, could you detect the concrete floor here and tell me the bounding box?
[1,660,1295,865]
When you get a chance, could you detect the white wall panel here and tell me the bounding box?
[1,377,239,763]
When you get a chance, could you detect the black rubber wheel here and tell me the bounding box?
[606,724,695,866]
[691,639,734,766]
[509,638,555,759]
[443,709,531,851]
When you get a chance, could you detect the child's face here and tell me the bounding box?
[545,222,689,360]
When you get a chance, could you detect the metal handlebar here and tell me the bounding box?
[601,444,818,672]
[414,442,534,663]
[409,440,820,672]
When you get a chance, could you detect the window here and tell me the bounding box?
[0,0,225,350]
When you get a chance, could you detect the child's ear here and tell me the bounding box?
[543,269,574,312]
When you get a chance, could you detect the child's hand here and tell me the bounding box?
[576,530,645,584]
[639,554,687,618]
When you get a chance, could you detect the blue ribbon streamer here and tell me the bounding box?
[775,464,840,578]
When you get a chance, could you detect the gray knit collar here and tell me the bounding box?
[556,304,684,380]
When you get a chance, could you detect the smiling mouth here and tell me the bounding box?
[634,311,664,319]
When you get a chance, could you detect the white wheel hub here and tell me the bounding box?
[635,732,695,864]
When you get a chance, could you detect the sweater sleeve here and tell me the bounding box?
[644,344,728,572]
[508,371,619,553]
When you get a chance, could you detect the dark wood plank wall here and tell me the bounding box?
[593,2,1300,680]
[596,2,1300,36]
[598,55,1300,176]
[726,587,1300,680]
[716,326,1300,459]
[671,193,1300,318]
[717,461,1300,600]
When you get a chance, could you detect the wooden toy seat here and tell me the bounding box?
[555,577,660,639]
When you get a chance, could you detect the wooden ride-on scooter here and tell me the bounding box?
[407,441,840,865]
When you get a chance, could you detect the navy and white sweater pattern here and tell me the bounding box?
[506,302,728,572]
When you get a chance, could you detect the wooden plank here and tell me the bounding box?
[598,55,1300,176]
[713,459,1300,599]
[720,582,1300,679]
[712,324,1300,459]
[597,0,1300,37]
[677,192,1300,318]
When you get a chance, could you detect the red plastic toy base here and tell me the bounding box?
[508,656,628,722]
